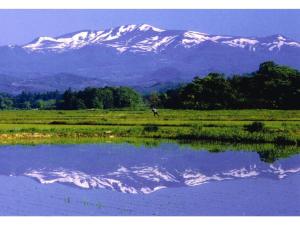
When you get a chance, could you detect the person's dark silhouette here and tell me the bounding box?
[151,107,159,117]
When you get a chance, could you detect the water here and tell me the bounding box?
[0,143,299,215]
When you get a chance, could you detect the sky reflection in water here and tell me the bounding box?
[0,143,299,194]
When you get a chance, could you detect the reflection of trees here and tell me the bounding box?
[208,148,226,153]
[257,150,278,163]
[132,140,300,163]
[257,147,300,163]
[177,140,300,163]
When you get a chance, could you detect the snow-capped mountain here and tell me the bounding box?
[22,24,300,53]
[0,24,300,93]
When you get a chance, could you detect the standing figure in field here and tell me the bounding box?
[152,107,159,117]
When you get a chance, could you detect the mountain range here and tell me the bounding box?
[1,24,300,94]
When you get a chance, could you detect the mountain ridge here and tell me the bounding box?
[20,24,300,53]
[0,24,299,94]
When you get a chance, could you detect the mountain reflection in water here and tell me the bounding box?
[0,143,299,194]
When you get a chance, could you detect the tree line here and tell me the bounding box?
[0,91,60,110]
[0,86,143,110]
[148,61,300,109]
[0,61,299,110]
[56,86,143,109]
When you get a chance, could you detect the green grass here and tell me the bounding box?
[0,109,299,146]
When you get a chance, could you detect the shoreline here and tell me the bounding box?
[0,129,298,146]
[0,109,299,146]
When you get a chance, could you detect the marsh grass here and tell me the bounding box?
[0,109,299,146]
[274,135,297,146]
[244,121,265,132]
[143,124,159,132]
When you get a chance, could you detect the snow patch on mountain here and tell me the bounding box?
[22,24,300,54]
[138,24,165,32]
[222,38,259,49]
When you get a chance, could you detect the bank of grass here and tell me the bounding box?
[0,136,298,163]
[0,109,299,146]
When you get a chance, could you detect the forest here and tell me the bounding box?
[0,61,299,110]
[150,61,300,109]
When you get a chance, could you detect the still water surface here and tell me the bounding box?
[0,143,299,215]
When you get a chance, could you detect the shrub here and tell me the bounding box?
[143,124,159,132]
[76,121,98,125]
[49,121,67,125]
[274,136,297,145]
[244,121,265,132]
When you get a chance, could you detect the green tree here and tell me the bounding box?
[0,95,13,110]
[113,87,142,108]
[160,61,300,110]
[149,92,161,107]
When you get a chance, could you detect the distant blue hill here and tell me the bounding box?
[0,24,299,93]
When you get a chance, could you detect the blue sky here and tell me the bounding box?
[0,9,299,45]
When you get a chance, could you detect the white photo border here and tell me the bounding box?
[0,0,298,9]
[0,0,299,225]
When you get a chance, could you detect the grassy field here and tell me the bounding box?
[0,109,299,146]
